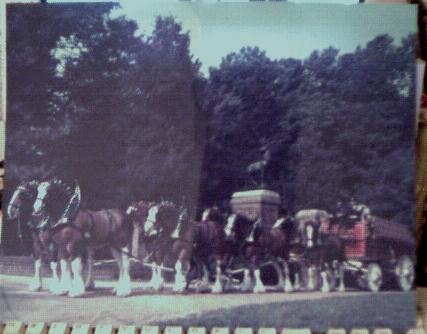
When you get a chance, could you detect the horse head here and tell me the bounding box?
[202,206,223,223]
[7,180,39,221]
[246,218,262,243]
[144,201,179,238]
[224,213,254,244]
[299,220,321,249]
[127,200,154,224]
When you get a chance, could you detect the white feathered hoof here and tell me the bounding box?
[253,284,266,293]
[68,286,86,298]
[48,282,62,295]
[53,288,68,296]
[116,286,132,297]
[283,280,293,293]
[152,279,164,292]
[320,272,330,293]
[28,279,42,292]
[172,275,187,293]
[241,278,253,292]
[211,281,223,294]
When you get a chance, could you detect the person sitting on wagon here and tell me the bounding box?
[349,198,372,223]
[332,200,354,229]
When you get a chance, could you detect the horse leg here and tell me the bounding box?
[195,261,210,293]
[147,264,158,290]
[338,262,345,292]
[211,258,223,294]
[252,259,266,293]
[152,263,165,291]
[84,248,95,290]
[272,260,284,289]
[47,244,61,294]
[116,246,132,297]
[69,256,86,297]
[294,269,301,291]
[241,268,252,292]
[48,261,61,294]
[320,263,331,293]
[307,264,316,291]
[57,258,72,295]
[29,258,43,292]
[283,260,293,292]
[173,256,187,293]
[111,248,123,295]
[29,235,42,292]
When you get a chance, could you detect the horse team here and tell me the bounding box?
[7,178,348,297]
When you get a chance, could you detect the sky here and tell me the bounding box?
[43,1,417,74]
[114,1,416,73]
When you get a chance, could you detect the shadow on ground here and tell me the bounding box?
[154,293,416,332]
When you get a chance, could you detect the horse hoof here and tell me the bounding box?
[116,290,131,297]
[68,286,85,298]
[173,283,186,293]
[68,291,85,298]
[54,289,68,296]
[49,285,63,295]
[283,281,293,293]
[211,284,223,294]
[241,283,252,292]
[28,283,42,292]
[320,283,331,293]
[253,285,266,293]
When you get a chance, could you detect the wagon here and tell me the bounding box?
[291,209,415,292]
[334,215,415,292]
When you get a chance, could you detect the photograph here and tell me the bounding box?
[0,1,418,331]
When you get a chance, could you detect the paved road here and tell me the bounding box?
[0,275,416,332]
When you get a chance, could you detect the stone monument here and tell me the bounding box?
[230,146,281,227]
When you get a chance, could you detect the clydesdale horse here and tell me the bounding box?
[32,179,133,297]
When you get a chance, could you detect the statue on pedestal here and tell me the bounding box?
[246,144,272,189]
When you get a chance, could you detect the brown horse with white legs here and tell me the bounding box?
[32,179,134,297]
[292,210,346,292]
[224,213,267,293]
[224,212,297,293]
[142,201,195,292]
[191,206,228,293]
[6,180,62,293]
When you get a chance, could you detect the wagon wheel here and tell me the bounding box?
[395,255,415,292]
[365,263,383,292]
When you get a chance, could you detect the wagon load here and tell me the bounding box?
[369,216,415,248]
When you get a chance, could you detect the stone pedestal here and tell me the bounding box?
[230,189,281,227]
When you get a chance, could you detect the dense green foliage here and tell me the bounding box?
[3,4,416,253]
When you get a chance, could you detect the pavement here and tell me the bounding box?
[0,274,417,332]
